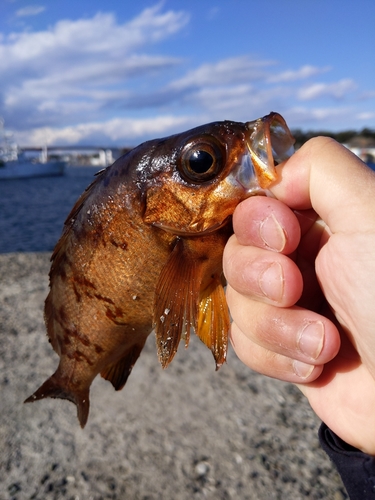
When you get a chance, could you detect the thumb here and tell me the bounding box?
[270,137,375,233]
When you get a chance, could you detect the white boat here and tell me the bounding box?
[0,120,66,179]
[0,154,66,180]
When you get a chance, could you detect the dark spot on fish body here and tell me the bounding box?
[105,306,128,326]
[115,306,124,317]
[73,275,97,290]
[109,237,128,250]
[106,307,117,322]
[58,306,68,324]
[94,293,115,305]
[94,225,105,241]
[68,327,91,347]
[73,350,94,365]
[66,349,93,366]
[78,334,91,347]
[94,343,104,354]
[59,267,67,280]
[51,251,73,279]
[73,283,82,303]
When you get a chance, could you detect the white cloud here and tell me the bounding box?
[170,56,274,90]
[0,4,370,146]
[267,65,331,83]
[14,115,196,146]
[0,5,188,131]
[356,112,375,121]
[358,90,375,101]
[284,106,363,131]
[179,84,290,123]
[298,78,357,101]
[16,5,45,17]
[1,7,187,72]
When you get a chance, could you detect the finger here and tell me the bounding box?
[226,285,340,365]
[271,137,375,233]
[223,236,303,306]
[230,321,324,383]
[232,196,301,254]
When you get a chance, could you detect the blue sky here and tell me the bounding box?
[1,0,374,146]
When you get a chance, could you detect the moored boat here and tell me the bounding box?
[0,154,66,180]
[0,120,66,180]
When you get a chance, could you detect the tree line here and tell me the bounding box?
[292,127,375,148]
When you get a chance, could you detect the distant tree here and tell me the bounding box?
[360,128,375,139]
[334,130,357,143]
[291,127,375,146]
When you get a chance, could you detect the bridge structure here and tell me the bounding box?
[19,145,129,167]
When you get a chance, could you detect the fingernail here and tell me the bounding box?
[298,321,324,360]
[258,262,284,302]
[293,360,315,379]
[259,214,286,252]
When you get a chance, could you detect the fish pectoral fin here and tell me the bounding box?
[154,238,199,369]
[197,280,230,370]
[100,340,146,391]
[24,371,90,428]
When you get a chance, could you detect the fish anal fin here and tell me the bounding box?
[197,280,230,370]
[100,340,146,390]
[154,238,200,369]
[24,371,90,428]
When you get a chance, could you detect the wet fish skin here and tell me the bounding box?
[25,113,294,427]
[27,146,176,427]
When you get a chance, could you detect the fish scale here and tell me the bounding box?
[25,112,295,427]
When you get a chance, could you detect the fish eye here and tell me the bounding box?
[178,136,226,183]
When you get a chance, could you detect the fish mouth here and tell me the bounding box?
[231,112,295,193]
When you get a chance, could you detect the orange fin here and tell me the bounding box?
[24,371,90,428]
[154,238,199,368]
[100,341,146,390]
[197,280,230,370]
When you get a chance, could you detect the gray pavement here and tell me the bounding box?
[0,253,347,499]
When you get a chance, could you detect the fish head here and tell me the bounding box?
[142,112,295,235]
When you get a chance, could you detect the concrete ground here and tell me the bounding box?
[0,253,347,499]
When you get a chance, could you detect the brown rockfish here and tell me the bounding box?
[25,112,294,427]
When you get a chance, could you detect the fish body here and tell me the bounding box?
[25,113,294,427]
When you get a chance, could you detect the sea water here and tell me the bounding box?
[1,161,374,255]
[0,166,100,253]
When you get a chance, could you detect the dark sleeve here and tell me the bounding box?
[319,423,375,499]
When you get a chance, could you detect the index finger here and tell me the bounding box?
[270,137,375,233]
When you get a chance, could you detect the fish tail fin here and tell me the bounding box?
[24,372,90,428]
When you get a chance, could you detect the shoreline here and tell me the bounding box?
[0,252,347,499]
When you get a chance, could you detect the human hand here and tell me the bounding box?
[223,137,375,455]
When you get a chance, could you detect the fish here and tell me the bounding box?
[25,112,294,427]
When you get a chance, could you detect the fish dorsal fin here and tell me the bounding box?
[197,280,230,370]
[154,238,200,368]
[100,340,146,390]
